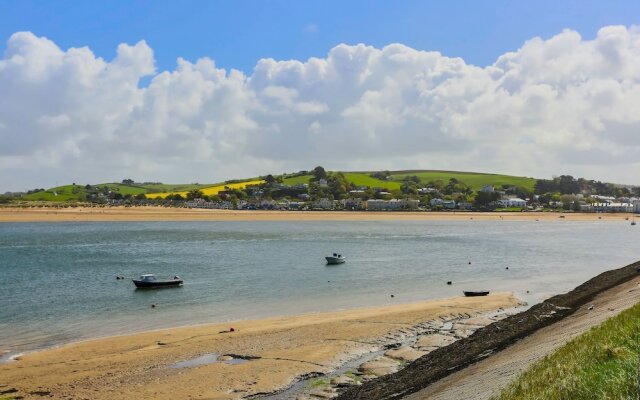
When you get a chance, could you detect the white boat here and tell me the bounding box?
[325,253,346,265]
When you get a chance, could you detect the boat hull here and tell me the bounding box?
[133,279,183,288]
[325,257,346,265]
[463,291,490,297]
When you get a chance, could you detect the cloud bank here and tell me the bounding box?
[2,26,640,191]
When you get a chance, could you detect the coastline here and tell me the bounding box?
[0,206,634,222]
[337,259,640,400]
[0,293,520,400]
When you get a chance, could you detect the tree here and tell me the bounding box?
[265,174,276,185]
[473,191,499,209]
[122,179,134,185]
[313,166,327,181]
[186,190,204,201]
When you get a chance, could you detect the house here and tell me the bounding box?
[430,198,444,207]
[417,187,438,195]
[365,199,419,210]
[342,198,364,210]
[480,185,495,193]
[499,198,527,208]
[318,179,328,188]
[442,200,457,209]
[592,202,633,213]
[457,202,472,210]
[312,198,333,210]
[634,199,640,214]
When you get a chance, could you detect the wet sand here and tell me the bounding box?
[0,294,519,400]
[0,206,633,222]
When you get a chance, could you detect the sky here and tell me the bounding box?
[1,1,640,191]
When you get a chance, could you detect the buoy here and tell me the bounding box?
[505,267,509,270]
[468,261,472,265]
[390,294,395,298]
[151,304,156,308]
[446,281,452,285]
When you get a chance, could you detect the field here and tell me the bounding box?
[145,180,265,199]
[494,302,640,400]
[283,170,533,192]
[17,170,537,202]
[21,183,148,202]
[388,171,536,191]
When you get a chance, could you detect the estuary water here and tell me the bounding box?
[0,220,638,359]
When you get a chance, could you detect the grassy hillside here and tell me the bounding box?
[388,170,536,191]
[21,183,148,202]
[494,302,640,400]
[145,180,265,199]
[282,172,401,190]
[17,170,537,202]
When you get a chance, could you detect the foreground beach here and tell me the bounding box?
[0,206,634,222]
[0,294,520,400]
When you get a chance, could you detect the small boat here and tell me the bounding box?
[133,274,183,288]
[325,253,346,265]
[463,290,490,297]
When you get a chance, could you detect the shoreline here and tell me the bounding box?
[337,259,640,399]
[0,294,521,400]
[0,206,635,222]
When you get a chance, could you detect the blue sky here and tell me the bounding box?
[2,0,640,73]
[2,1,640,190]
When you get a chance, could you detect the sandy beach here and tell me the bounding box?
[0,294,520,400]
[0,206,633,222]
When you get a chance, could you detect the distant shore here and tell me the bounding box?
[0,206,634,222]
[0,293,520,400]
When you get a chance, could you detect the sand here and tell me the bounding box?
[405,275,640,400]
[0,294,519,400]
[0,206,633,222]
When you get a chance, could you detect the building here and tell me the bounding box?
[312,198,333,210]
[499,198,527,208]
[592,202,634,213]
[480,185,495,193]
[365,199,419,210]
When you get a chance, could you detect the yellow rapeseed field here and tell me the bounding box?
[145,180,264,199]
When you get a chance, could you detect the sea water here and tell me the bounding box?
[0,220,638,359]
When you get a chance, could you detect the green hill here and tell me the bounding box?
[17,170,537,202]
[387,170,536,191]
[283,170,534,191]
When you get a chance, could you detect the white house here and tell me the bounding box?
[365,199,419,210]
[499,198,527,208]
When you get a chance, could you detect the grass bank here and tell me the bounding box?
[494,302,640,400]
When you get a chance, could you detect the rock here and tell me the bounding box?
[415,334,456,350]
[358,357,399,376]
[384,346,426,362]
[217,355,233,361]
[309,387,337,398]
[330,375,355,387]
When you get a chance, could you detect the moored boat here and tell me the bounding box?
[325,253,346,265]
[463,290,490,297]
[133,274,183,288]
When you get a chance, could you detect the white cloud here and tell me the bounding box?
[2,27,640,191]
